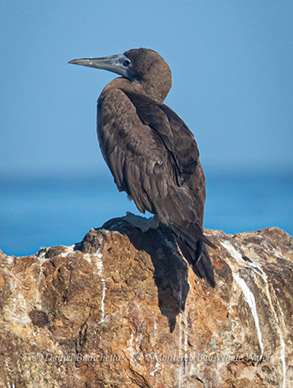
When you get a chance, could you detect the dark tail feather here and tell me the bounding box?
[193,242,216,288]
[170,223,216,287]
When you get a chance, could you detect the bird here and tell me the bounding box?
[69,48,216,287]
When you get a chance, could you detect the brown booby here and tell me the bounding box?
[69,48,216,287]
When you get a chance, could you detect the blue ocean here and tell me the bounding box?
[0,170,292,257]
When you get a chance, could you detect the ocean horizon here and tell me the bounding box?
[0,169,292,257]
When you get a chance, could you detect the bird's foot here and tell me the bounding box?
[121,212,159,232]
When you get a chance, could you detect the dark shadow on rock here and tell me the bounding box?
[101,216,189,332]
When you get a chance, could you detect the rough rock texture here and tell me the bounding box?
[0,218,292,388]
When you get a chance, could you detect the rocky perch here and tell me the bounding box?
[0,218,292,388]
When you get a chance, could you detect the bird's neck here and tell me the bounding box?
[99,77,167,104]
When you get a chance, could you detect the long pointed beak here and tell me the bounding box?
[68,54,134,79]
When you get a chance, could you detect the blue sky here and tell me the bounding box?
[0,1,293,255]
[1,0,293,176]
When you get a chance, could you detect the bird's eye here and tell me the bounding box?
[123,59,131,67]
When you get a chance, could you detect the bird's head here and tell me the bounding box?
[69,48,172,102]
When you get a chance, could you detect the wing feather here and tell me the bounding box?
[98,88,203,226]
[123,91,199,183]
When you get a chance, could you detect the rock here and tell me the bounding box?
[0,218,292,387]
